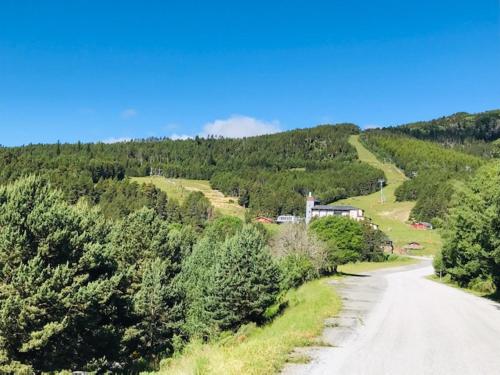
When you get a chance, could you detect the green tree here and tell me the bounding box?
[203,216,243,241]
[181,191,214,229]
[209,226,281,331]
[133,258,183,366]
[180,237,222,338]
[438,163,500,293]
[109,208,190,365]
[360,222,387,261]
[309,216,365,272]
[0,176,124,373]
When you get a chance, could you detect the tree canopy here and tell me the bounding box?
[437,163,500,294]
[0,124,384,218]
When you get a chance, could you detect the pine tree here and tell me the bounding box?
[0,176,125,373]
[209,225,281,331]
[133,258,183,365]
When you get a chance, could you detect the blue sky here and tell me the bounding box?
[0,1,499,146]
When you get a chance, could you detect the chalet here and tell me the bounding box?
[411,222,433,230]
[404,242,423,250]
[255,216,274,224]
[305,193,364,224]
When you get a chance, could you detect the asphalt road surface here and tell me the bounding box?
[283,260,500,375]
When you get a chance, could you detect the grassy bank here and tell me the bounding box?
[131,176,245,218]
[158,277,341,375]
[337,135,442,255]
[155,258,417,375]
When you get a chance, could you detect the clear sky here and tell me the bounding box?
[1,0,499,146]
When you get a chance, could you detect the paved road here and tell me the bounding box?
[283,260,500,375]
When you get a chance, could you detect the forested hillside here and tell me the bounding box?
[361,131,484,223]
[0,124,384,217]
[359,109,500,224]
[390,110,500,158]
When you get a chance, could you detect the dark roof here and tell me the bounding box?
[312,205,359,211]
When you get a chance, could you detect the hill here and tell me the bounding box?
[388,109,500,158]
[0,124,385,218]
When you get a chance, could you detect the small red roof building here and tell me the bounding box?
[255,216,274,224]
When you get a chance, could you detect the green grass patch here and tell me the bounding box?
[339,256,417,274]
[336,136,442,255]
[131,176,245,218]
[156,277,341,375]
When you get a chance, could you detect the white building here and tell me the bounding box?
[305,193,364,224]
[276,215,303,224]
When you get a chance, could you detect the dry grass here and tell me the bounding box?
[131,176,245,218]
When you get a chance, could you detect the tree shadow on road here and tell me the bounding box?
[485,290,500,304]
[337,272,371,278]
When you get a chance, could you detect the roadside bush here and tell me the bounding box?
[433,251,444,275]
[270,223,329,289]
[278,254,318,290]
[468,276,496,294]
[386,254,403,262]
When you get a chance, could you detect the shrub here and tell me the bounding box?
[309,216,386,271]
[278,254,318,290]
[270,223,328,275]
[468,276,496,294]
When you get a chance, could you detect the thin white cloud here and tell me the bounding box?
[363,124,380,130]
[121,108,138,119]
[170,134,192,140]
[103,137,132,144]
[202,115,281,138]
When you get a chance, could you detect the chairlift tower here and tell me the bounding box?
[378,178,386,204]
